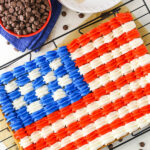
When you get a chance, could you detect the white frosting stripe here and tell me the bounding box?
[13,96,26,110]
[43,71,56,84]
[27,101,43,114]
[20,136,32,148]
[58,74,72,87]
[5,80,18,93]
[41,126,53,139]
[35,85,49,98]
[52,89,66,101]
[49,58,62,70]
[122,21,136,32]
[30,131,41,143]
[19,82,34,95]
[28,68,41,81]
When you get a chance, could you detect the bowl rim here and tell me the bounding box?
[0,0,52,38]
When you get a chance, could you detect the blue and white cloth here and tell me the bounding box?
[0,0,62,52]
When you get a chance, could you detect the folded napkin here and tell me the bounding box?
[0,0,62,52]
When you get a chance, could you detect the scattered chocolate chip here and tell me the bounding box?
[108,144,113,150]
[63,25,68,30]
[7,41,10,45]
[119,139,123,142]
[79,13,84,18]
[61,11,66,16]
[139,142,145,147]
[0,0,51,35]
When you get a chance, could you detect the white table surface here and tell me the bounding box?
[0,0,150,150]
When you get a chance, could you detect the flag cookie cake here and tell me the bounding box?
[0,13,150,150]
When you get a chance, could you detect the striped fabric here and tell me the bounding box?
[0,13,150,150]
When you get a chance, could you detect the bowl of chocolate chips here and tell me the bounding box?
[0,0,51,37]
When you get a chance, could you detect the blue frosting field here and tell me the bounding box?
[0,46,90,131]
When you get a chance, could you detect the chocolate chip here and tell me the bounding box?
[29,16,35,23]
[0,0,4,4]
[41,4,46,9]
[7,41,10,45]
[19,15,24,21]
[32,24,36,30]
[26,23,30,27]
[32,10,37,14]
[119,139,123,142]
[27,27,32,33]
[9,7,14,13]
[23,30,27,35]
[61,11,66,16]
[0,0,51,35]
[11,2,16,7]
[40,9,45,13]
[15,7,19,12]
[31,0,35,3]
[139,142,145,147]
[34,21,39,26]
[17,1,22,7]
[16,30,22,35]
[63,25,68,30]
[11,16,16,22]
[0,5,4,11]
[108,144,113,150]
[26,7,31,12]
[4,3,9,8]
[79,13,85,18]
[37,0,41,3]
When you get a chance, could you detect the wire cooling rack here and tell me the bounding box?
[0,0,150,150]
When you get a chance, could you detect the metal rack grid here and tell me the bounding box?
[0,0,150,149]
